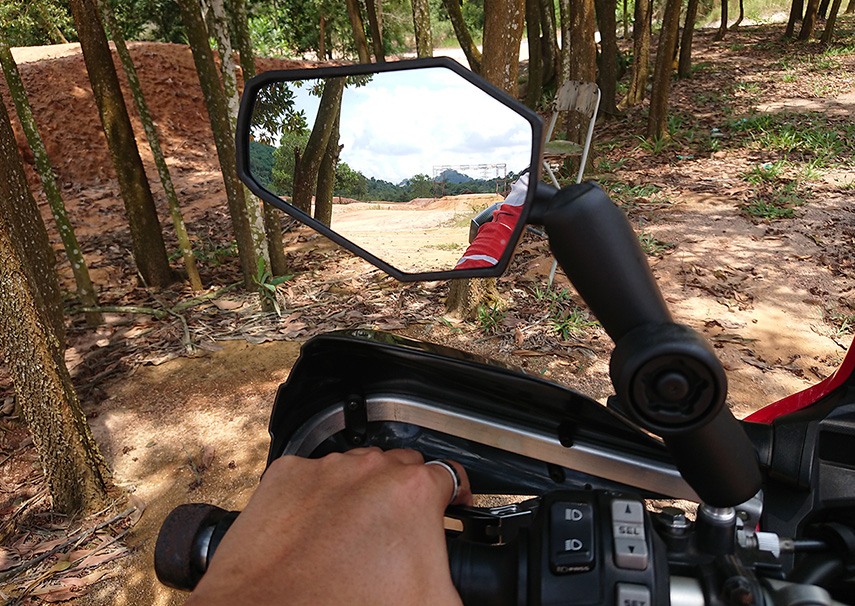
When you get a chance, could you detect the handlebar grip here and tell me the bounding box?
[530,181,672,342]
[154,503,237,591]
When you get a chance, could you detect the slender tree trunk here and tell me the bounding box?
[623,0,629,36]
[208,0,270,282]
[97,0,202,292]
[319,14,326,58]
[735,0,745,27]
[69,0,175,288]
[365,0,385,62]
[818,0,831,18]
[176,0,257,287]
[447,0,525,319]
[229,0,289,277]
[714,0,729,41]
[594,0,618,115]
[846,0,854,14]
[315,114,341,227]
[821,0,844,42]
[0,92,65,347]
[36,2,70,44]
[647,0,683,140]
[619,0,651,108]
[525,0,544,109]
[292,78,345,214]
[539,0,558,84]
[0,38,101,326]
[564,0,597,176]
[442,0,481,73]
[678,0,700,78]
[786,0,805,37]
[1,92,110,515]
[799,0,823,39]
[411,0,433,58]
[558,0,571,84]
[345,0,372,62]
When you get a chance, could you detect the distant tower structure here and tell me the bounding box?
[432,164,508,198]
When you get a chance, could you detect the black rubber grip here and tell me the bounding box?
[531,182,672,342]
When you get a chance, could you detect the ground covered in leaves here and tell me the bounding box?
[1,18,855,604]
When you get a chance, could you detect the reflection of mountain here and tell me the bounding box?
[435,169,473,184]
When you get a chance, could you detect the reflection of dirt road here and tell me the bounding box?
[329,193,503,273]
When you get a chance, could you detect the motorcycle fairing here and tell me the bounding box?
[266,329,700,500]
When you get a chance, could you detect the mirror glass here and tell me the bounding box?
[248,67,533,275]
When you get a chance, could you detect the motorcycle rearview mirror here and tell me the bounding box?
[235,58,543,281]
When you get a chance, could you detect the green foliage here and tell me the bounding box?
[549,306,597,340]
[741,160,787,183]
[271,130,311,195]
[0,0,75,46]
[476,302,505,334]
[637,225,675,256]
[249,141,277,191]
[169,237,239,266]
[335,161,368,198]
[252,257,293,316]
[109,0,185,43]
[742,181,809,220]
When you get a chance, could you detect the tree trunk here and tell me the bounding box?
[786,0,805,37]
[818,0,831,18]
[365,0,385,62]
[524,0,544,109]
[97,0,202,292]
[623,0,629,37]
[799,0,823,39]
[846,0,854,15]
[292,78,345,215]
[821,0,844,43]
[1,93,110,515]
[345,0,372,62]
[619,0,651,108]
[594,0,618,116]
[481,0,526,96]
[319,13,326,59]
[442,0,481,73]
[714,0,729,41]
[176,0,257,288]
[565,0,598,154]
[411,0,433,58]
[447,0,525,319]
[229,0,290,277]
[678,0,701,78]
[315,114,341,227]
[0,37,101,326]
[69,0,175,288]
[647,0,683,140]
[208,0,270,281]
[733,0,745,27]
[0,92,65,347]
[539,0,558,84]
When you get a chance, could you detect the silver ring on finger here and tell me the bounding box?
[425,459,460,505]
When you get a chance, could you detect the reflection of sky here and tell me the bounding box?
[285,68,532,184]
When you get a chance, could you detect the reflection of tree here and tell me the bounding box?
[271,130,310,194]
[407,173,433,199]
[251,82,307,145]
[291,77,345,216]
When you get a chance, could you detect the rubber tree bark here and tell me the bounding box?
[0,37,101,325]
[69,0,175,288]
[786,0,805,37]
[292,78,345,215]
[442,0,481,73]
[821,0,844,43]
[594,0,618,115]
[176,0,257,288]
[447,0,525,320]
[229,0,290,277]
[647,0,683,140]
[714,0,729,41]
[733,0,745,27]
[411,0,433,58]
[0,94,110,515]
[525,0,544,109]
[539,0,559,84]
[315,113,341,227]
[799,0,823,39]
[619,0,651,108]
[818,0,831,18]
[345,0,371,62]
[365,0,385,62]
[96,0,202,292]
[0,91,65,347]
[207,0,270,280]
[846,0,854,15]
[678,0,701,78]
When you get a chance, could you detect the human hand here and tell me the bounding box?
[186,448,472,606]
